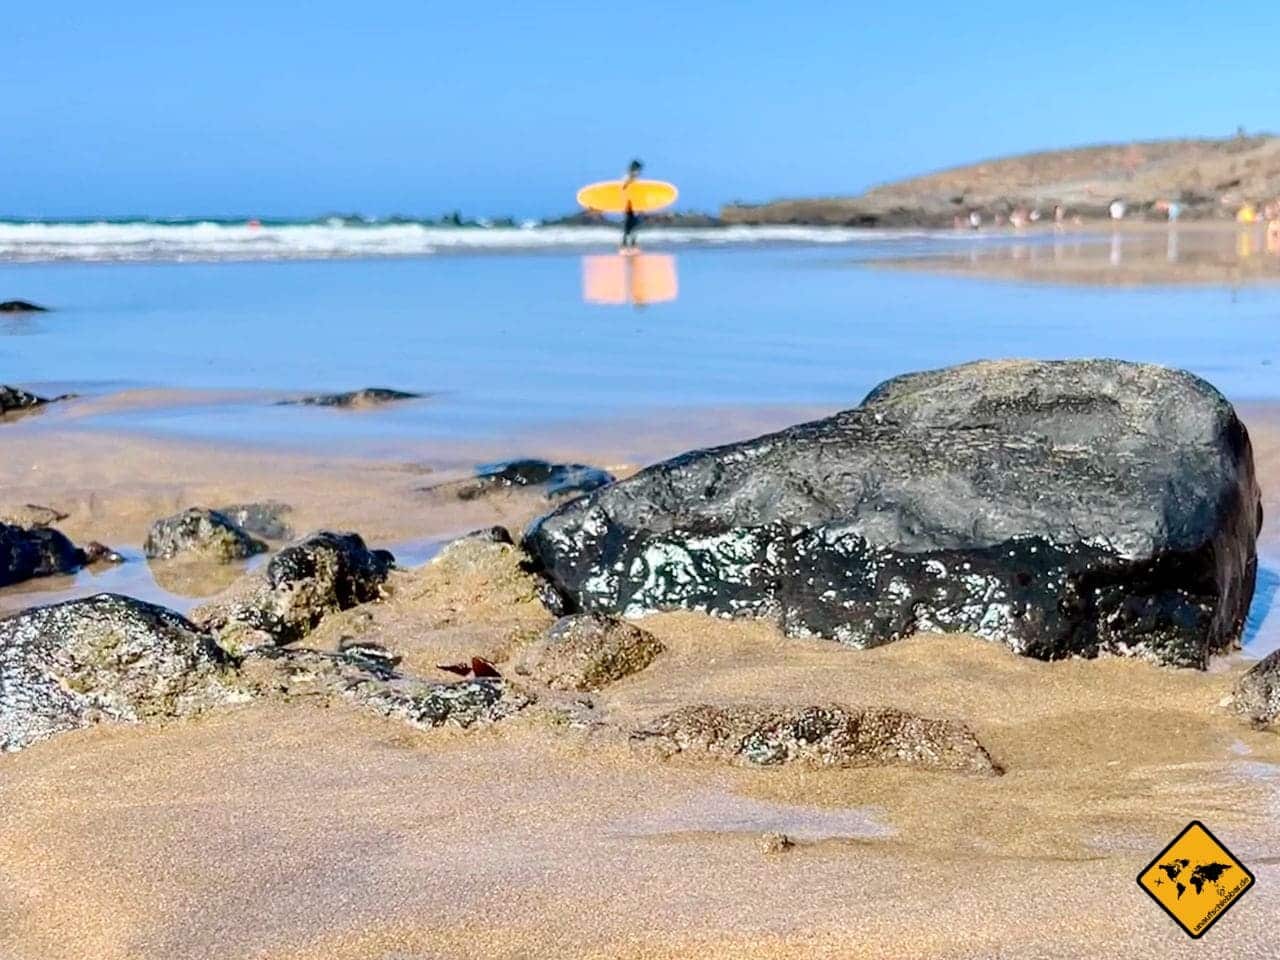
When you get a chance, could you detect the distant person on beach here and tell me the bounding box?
[1109,199,1126,221]
[621,159,643,250]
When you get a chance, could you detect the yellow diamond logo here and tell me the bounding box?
[1137,820,1255,938]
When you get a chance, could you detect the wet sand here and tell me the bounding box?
[875,222,1280,287]
[2,400,1280,958]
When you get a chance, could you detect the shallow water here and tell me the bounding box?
[3,236,1279,450]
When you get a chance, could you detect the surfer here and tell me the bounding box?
[621,159,643,250]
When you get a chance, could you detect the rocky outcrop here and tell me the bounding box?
[0,594,235,752]
[633,704,1000,774]
[511,614,664,691]
[0,300,47,313]
[0,523,120,587]
[525,360,1261,668]
[145,508,267,562]
[1235,652,1280,726]
[192,531,394,653]
[214,501,295,541]
[279,388,422,408]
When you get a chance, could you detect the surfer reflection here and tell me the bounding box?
[582,252,677,307]
[621,159,643,250]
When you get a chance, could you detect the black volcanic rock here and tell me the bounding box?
[456,459,615,501]
[279,388,422,408]
[524,360,1261,668]
[1,386,50,415]
[0,300,47,313]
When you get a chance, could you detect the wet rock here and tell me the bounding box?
[452,459,615,501]
[1,523,88,587]
[512,613,664,691]
[633,704,1000,774]
[193,531,394,653]
[82,541,126,565]
[145,508,267,562]
[241,645,531,729]
[0,594,235,753]
[1,385,55,416]
[0,503,68,528]
[279,387,422,408]
[1234,651,1280,726]
[214,501,295,541]
[463,525,515,545]
[526,360,1261,668]
[0,300,47,313]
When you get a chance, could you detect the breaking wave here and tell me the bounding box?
[0,219,928,263]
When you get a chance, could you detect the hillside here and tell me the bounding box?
[721,135,1280,226]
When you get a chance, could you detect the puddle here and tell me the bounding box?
[616,789,894,842]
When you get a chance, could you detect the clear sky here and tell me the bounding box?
[5,1,1278,219]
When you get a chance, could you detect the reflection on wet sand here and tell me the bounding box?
[878,224,1280,285]
[582,253,678,305]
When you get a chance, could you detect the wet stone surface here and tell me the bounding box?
[526,360,1262,668]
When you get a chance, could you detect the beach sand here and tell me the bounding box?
[2,402,1279,959]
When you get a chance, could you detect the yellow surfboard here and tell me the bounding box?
[576,179,678,214]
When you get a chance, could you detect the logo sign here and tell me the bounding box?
[1137,821,1254,938]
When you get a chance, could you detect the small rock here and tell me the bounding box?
[214,501,295,541]
[1235,651,1280,726]
[1,523,86,587]
[145,508,268,562]
[759,832,795,855]
[193,531,395,653]
[1,385,52,416]
[82,541,125,565]
[278,388,422,408]
[0,594,235,752]
[0,300,47,313]
[632,704,1001,775]
[453,459,615,501]
[512,613,665,691]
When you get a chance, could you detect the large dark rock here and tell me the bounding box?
[0,594,234,752]
[525,360,1262,668]
[145,508,268,562]
[192,531,395,652]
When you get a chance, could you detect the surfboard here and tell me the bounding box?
[576,179,678,214]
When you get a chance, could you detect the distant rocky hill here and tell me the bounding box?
[721,135,1280,227]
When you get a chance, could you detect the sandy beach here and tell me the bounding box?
[2,394,1279,959]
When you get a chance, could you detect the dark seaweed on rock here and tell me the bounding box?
[277,388,422,408]
[525,360,1262,668]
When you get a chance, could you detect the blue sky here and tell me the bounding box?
[5,1,1279,219]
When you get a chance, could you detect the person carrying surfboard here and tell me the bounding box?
[621,159,643,250]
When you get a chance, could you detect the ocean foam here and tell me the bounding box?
[0,220,931,263]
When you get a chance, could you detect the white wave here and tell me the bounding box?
[0,220,939,263]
